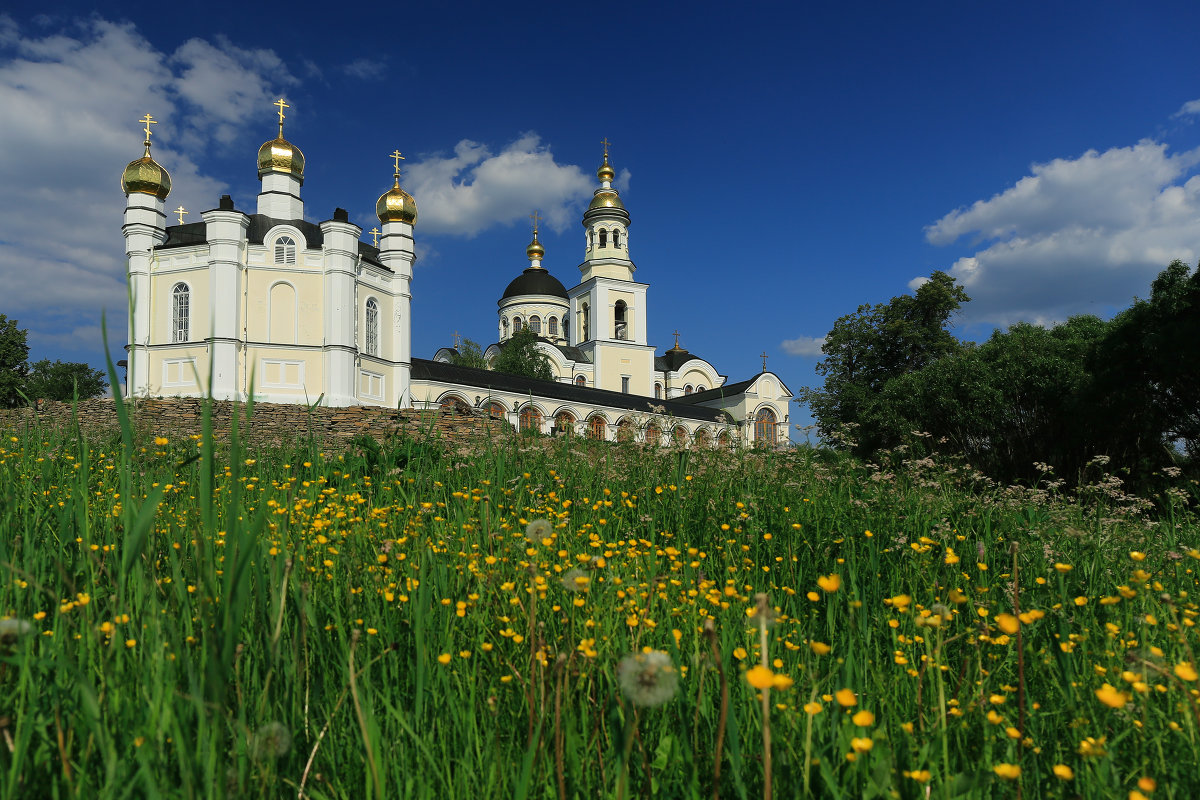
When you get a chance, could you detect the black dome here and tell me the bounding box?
[502,267,568,300]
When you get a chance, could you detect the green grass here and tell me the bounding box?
[0,396,1198,799]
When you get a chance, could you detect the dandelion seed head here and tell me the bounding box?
[0,618,32,644]
[525,518,552,543]
[617,650,678,707]
[251,721,292,760]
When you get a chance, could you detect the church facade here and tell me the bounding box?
[120,107,792,446]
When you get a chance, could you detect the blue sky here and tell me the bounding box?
[3,2,1200,433]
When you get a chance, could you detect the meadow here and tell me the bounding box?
[0,401,1198,799]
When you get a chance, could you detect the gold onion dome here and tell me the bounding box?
[257,136,305,182]
[597,154,615,183]
[377,175,418,224]
[587,189,624,212]
[122,143,172,200]
[526,232,544,261]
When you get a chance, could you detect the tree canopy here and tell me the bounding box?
[448,338,489,370]
[0,315,108,406]
[491,329,554,382]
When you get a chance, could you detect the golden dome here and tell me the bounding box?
[377,176,418,224]
[121,145,172,200]
[526,232,544,261]
[257,136,306,182]
[587,189,624,212]
[597,155,615,183]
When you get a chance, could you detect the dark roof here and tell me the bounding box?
[502,267,568,300]
[655,347,702,372]
[158,212,385,270]
[673,373,794,405]
[410,358,731,424]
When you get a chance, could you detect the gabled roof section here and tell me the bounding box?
[158,213,386,270]
[410,358,730,424]
[672,372,794,405]
[656,347,704,372]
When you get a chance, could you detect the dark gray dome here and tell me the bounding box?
[502,267,568,300]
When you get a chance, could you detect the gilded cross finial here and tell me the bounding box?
[390,150,405,175]
[452,330,462,349]
[530,209,541,235]
[672,330,681,349]
[274,98,289,135]
[760,351,768,372]
[601,137,610,160]
[139,113,157,143]
[174,206,187,224]
[368,227,380,247]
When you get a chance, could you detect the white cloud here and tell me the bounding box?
[780,335,826,357]
[1174,98,1200,117]
[0,17,294,358]
[343,58,384,80]
[405,133,602,236]
[923,140,1200,328]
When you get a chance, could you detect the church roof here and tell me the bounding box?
[673,373,794,404]
[158,212,387,270]
[655,347,703,372]
[501,267,568,300]
[410,358,730,424]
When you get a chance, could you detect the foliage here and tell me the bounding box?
[0,314,29,408]
[802,271,969,455]
[23,359,107,401]
[491,327,554,382]
[448,337,489,370]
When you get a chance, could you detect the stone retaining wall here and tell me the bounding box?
[0,398,512,451]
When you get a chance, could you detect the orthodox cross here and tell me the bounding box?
[530,209,541,234]
[368,227,380,247]
[601,137,610,158]
[391,150,405,174]
[452,330,462,349]
[274,98,289,134]
[760,351,768,372]
[174,206,188,224]
[139,113,157,143]
[672,330,681,349]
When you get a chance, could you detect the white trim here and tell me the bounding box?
[162,356,198,388]
[260,358,306,389]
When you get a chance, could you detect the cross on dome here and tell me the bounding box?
[274,98,289,135]
[391,150,405,175]
[174,206,187,224]
[601,137,610,158]
[368,227,380,246]
[139,114,158,143]
[530,209,541,234]
[760,351,768,372]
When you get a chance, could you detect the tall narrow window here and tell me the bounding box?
[513,317,523,333]
[588,229,594,249]
[755,408,778,444]
[519,406,542,433]
[613,229,621,247]
[365,298,379,356]
[599,228,608,248]
[588,416,607,440]
[529,315,541,335]
[614,300,627,340]
[171,283,189,343]
[654,383,662,399]
[548,316,558,337]
[580,303,589,341]
[621,376,630,394]
[502,317,509,337]
[274,235,297,265]
[575,375,586,386]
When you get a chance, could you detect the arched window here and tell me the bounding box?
[755,408,778,444]
[580,303,589,341]
[548,316,558,337]
[171,283,190,343]
[613,229,621,247]
[519,405,542,433]
[598,228,608,248]
[439,396,471,414]
[616,419,635,442]
[654,383,662,399]
[485,402,506,420]
[673,426,688,446]
[614,300,627,340]
[554,411,576,436]
[588,229,594,249]
[274,235,297,265]
[588,416,607,440]
[365,298,380,356]
[695,429,712,448]
[645,425,661,446]
[696,385,706,393]
[684,385,694,395]
[502,317,509,333]
[718,431,733,450]
[575,375,586,386]
[513,317,524,333]
[529,316,541,335]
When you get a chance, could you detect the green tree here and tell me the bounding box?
[491,328,554,382]
[24,359,108,402]
[801,271,969,453]
[0,314,30,408]
[448,338,489,370]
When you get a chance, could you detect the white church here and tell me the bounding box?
[120,106,792,446]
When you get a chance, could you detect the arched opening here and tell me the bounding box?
[754,408,778,445]
[501,317,509,337]
[598,228,608,248]
[529,315,541,335]
[654,383,662,399]
[613,229,621,247]
[694,428,712,449]
[548,316,558,337]
[268,282,297,344]
[614,300,627,340]
[439,395,471,415]
[485,402,506,420]
[575,375,586,386]
[365,298,380,356]
[587,415,607,441]
[718,430,733,450]
[644,424,661,447]
[616,419,635,443]
[274,235,297,265]
[672,426,688,447]
[519,405,542,434]
[580,303,590,341]
[171,283,190,343]
[684,384,693,395]
[554,411,576,436]
[513,317,524,333]
[696,385,706,393]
